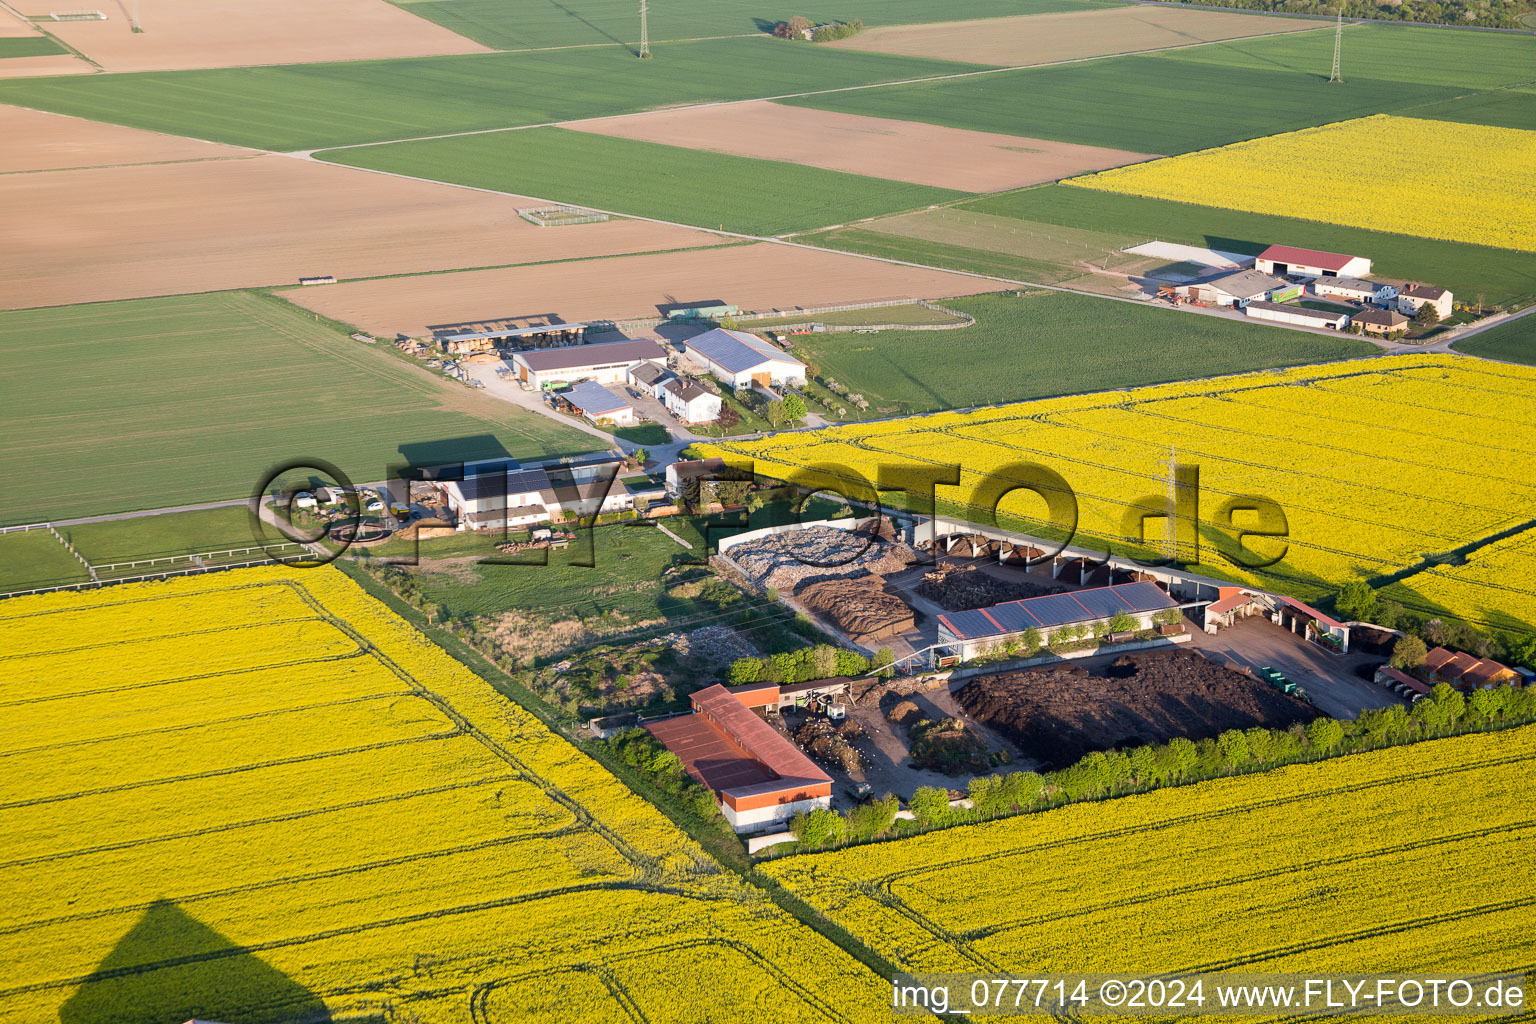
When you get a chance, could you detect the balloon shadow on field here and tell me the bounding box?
[58,899,331,1024]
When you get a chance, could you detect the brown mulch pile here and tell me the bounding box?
[794,573,915,642]
[916,563,1063,611]
[956,649,1319,770]
[793,716,865,773]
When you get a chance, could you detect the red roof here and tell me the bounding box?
[1461,660,1511,688]
[1275,594,1345,631]
[1424,647,1457,672]
[1258,245,1360,272]
[647,685,829,801]
[1376,665,1430,695]
[1207,590,1255,615]
[645,714,776,792]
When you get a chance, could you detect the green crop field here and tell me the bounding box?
[797,225,1094,285]
[323,127,965,235]
[0,292,598,525]
[1456,312,1536,365]
[0,36,67,58]
[390,0,1114,51]
[60,507,268,563]
[779,51,1467,154]
[0,38,977,151]
[786,290,1377,417]
[962,186,1536,306]
[1405,87,1536,131]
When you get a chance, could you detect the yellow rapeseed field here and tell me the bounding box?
[697,354,1536,632]
[0,567,889,1024]
[1064,115,1536,252]
[764,726,1536,977]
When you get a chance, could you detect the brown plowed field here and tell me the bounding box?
[12,0,488,72]
[280,242,1001,337]
[1,155,718,309]
[0,53,92,77]
[569,102,1154,193]
[827,7,1319,67]
[956,649,1320,770]
[0,104,255,173]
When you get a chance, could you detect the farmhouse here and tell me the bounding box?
[1182,269,1289,308]
[1255,245,1371,279]
[509,339,666,390]
[1313,277,1395,304]
[561,380,636,425]
[1396,284,1454,320]
[1422,647,1516,690]
[438,464,556,532]
[659,378,722,424]
[684,328,807,388]
[1353,308,1412,336]
[1244,300,1350,329]
[646,683,832,831]
[936,581,1179,662]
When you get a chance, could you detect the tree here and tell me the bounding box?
[908,786,952,826]
[716,402,740,429]
[789,807,841,846]
[1391,634,1429,670]
[1106,611,1137,634]
[785,14,813,37]
[782,393,808,424]
[1335,580,1377,622]
[1306,716,1345,754]
[1414,302,1441,327]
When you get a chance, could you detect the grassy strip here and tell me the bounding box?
[0,36,66,58]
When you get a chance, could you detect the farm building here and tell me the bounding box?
[646,683,832,831]
[627,361,672,398]
[1423,647,1517,690]
[1396,284,1454,320]
[435,322,588,356]
[1375,665,1432,700]
[509,339,666,390]
[1313,277,1395,304]
[723,678,851,712]
[1182,269,1290,308]
[660,378,722,424]
[1255,245,1371,279]
[936,581,1179,662]
[1353,308,1412,336]
[683,328,807,388]
[659,299,738,321]
[1243,300,1350,330]
[560,380,636,425]
[438,464,556,532]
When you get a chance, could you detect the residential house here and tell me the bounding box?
[1313,277,1396,304]
[1396,284,1454,321]
[659,378,722,424]
[1353,308,1411,336]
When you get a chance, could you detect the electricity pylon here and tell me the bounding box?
[1329,9,1344,83]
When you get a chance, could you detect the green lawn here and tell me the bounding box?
[0,37,977,151]
[612,423,671,446]
[0,530,91,594]
[0,36,66,58]
[795,224,1099,284]
[0,292,598,525]
[389,0,1113,51]
[788,290,1379,416]
[777,50,1464,154]
[58,507,269,563]
[963,186,1536,307]
[1167,22,1536,90]
[1455,312,1536,364]
[323,127,965,235]
[1404,88,1536,132]
[735,303,968,328]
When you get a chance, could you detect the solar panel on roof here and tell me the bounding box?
[941,610,996,640]
[1019,593,1089,629]
[987,602,1040,633]
[1072,587,1134,619]
[1118,581,1174,611]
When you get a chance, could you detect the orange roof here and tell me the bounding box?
[1207,591,1255,615]
[1461,659,1513,689]
[1438,652,1480,681]
[1258,244,1360,271]
[1377,665,1430,695]
[1424,646,1457,671]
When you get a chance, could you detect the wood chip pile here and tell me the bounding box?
[916,563,1063,611]
[793,573,915,643]
[727,526,914,591]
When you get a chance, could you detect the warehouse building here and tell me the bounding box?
[936,581,1179,662]
[1396,284,1454,320]
[1313,277,1395,304]
[684,328,806,388]
[646,683,832,831]
[509,339,666,390]
[560,380,636,425]
[1255,245,1372,279]
[1244,300,1350,330]
[1353,308,1412,337]
[1182,269,1290,308]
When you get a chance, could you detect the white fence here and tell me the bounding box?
[0,552,315,601]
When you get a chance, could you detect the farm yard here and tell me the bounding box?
[0,292,597,524]
[1067,116,1536,252]
[1,151,715,309]
[698,355,1536,631]
[322,126,969,237]
[0,567,891,1023]
[6,0,489,72]
[763,725,1536,974]
[823,6,1321,67]
[277,242,997,338]
[565,102,1155,193]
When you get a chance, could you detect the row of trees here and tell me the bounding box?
[772,16,865,40]
[1172,0,1536,30]
[1336,579,1536,668]
[726,643,893,684]
[784,680,1536,850]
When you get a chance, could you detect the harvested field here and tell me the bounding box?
[0,14,38,36]
[1,155,715,309]
[0,52,91,77]
[795,574,915,644]
[279,242,1000,338]
[827,7,1320,68]
[957,649,1320,770]
[0,103,254,173]
[14,0,488,72]
[916,563,1062,611]
[727,526,914,593]
[569,101,1154,193]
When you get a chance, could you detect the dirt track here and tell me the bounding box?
[280,242,1001,337]
[2,155,717,309]
[957,648,1320,770]
[828,7,1319,67]
[0,104,255,173]
[570,102,1152,193]
[12,0,488,72]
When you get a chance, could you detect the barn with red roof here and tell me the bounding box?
[1255,244,1371,279]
